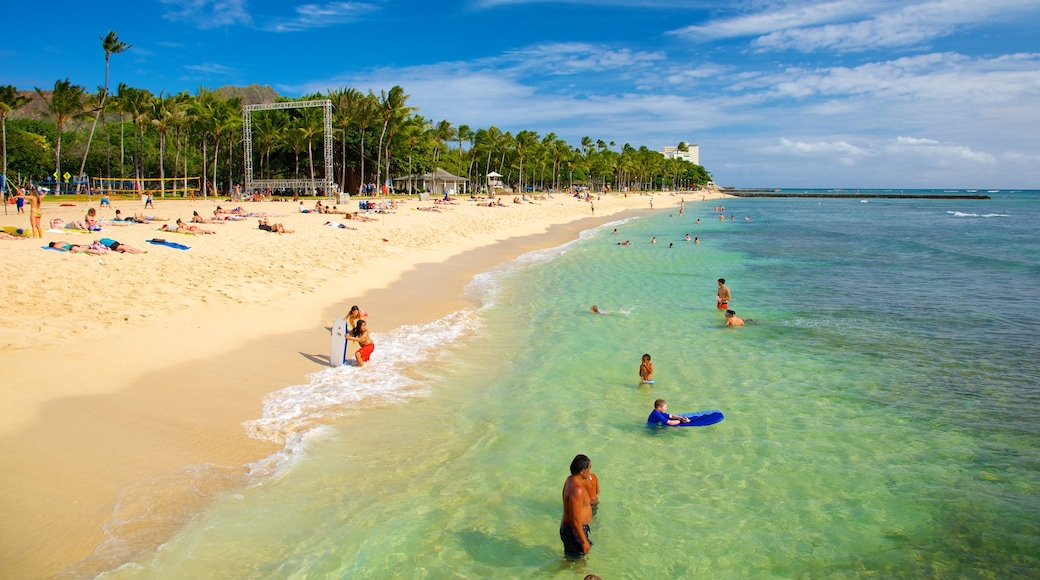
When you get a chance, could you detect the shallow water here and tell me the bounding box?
[99,191,1040,578]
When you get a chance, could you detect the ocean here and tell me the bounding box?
[96,190,1039,578]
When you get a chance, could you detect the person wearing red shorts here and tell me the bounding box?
[346,320,375,366]
[717,278,731,310]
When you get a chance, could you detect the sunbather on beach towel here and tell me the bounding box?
[258,219,293,233]
[47,241,105,255]
[96,238,144,253]
[174,219,216,234]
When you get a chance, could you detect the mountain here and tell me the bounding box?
[213,84,281,105]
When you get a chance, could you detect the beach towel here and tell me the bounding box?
[1,226,29,237]
[146,238,190,250]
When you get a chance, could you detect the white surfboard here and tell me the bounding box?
[330,317,348,367]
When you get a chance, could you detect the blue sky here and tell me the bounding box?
[3,0,1039,188]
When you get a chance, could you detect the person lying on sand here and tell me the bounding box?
[324,221,357,230]
[258,219,293,234]
[175,219,216,234]
[95,238,144,253]
[0,231,26,240]
[47,241,105,255]
[192,211,220,224]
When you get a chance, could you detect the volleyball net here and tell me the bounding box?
[89,177,201,197]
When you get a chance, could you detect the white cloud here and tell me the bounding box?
[777,137,869,156]
[672,0,1040,53]
[896,136,939,145]
[184,63,238,75]
[160,0,252,28]
[264,2,381,32]
[886,136,997,165]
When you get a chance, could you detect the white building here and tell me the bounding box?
[662,144,700,165]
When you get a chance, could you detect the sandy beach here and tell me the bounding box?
[0,189,725,577]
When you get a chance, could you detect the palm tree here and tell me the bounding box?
[35,79,86,194]
[376,86,410,192]
[456,124,472,188]
[118,86,152,187]
[329,86,362,193]
[76,31,131,193]
[150,91,183,197]
[514,130,538,193]
[401,115,430,193]
[253,110,287,179]
[1,85,31,199]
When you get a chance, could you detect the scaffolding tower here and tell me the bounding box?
[242,100,336,197]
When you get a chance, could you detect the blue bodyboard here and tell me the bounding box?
[649,410,724,427]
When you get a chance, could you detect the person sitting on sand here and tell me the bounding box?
[639,354,654,383]
[84,208,102,231]
[648,399,693,425]
[47,241,105,255]
[257,219,293,234]
[175,218,216,234]
[345,319,374,366]
[95,238,144,253]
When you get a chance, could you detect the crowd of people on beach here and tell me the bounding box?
[1,185,420,253]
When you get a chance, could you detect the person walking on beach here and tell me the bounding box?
[346,319,374,366]
[561,454,594,559]
[639,354,654,384]
[717,278,731,310]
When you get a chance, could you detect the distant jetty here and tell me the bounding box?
[721,188,990,200]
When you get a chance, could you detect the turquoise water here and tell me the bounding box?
[99,192,1039,578]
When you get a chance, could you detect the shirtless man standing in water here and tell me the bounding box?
[717,278,731,310]
[561,454,593,559]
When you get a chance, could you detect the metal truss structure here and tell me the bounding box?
[242,100,336,196]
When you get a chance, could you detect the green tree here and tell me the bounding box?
[4,129,52,178]
[514,130,538,192]
[376,86,411,191]
[329,86,363,192]
[1,85,31,197]
[76,31,131,192]
[34,78,86,193]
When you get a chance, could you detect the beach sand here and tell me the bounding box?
[0,190,724,577]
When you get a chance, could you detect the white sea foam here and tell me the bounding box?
[946,211,1009,218]
[243,309,482,445]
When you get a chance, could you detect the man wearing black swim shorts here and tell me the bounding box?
[561,454,593,559]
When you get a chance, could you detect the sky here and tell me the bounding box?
[3,0,1040,188]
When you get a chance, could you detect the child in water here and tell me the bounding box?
[639,354,654,384]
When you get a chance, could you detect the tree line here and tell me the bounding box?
[0,32,712,197]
